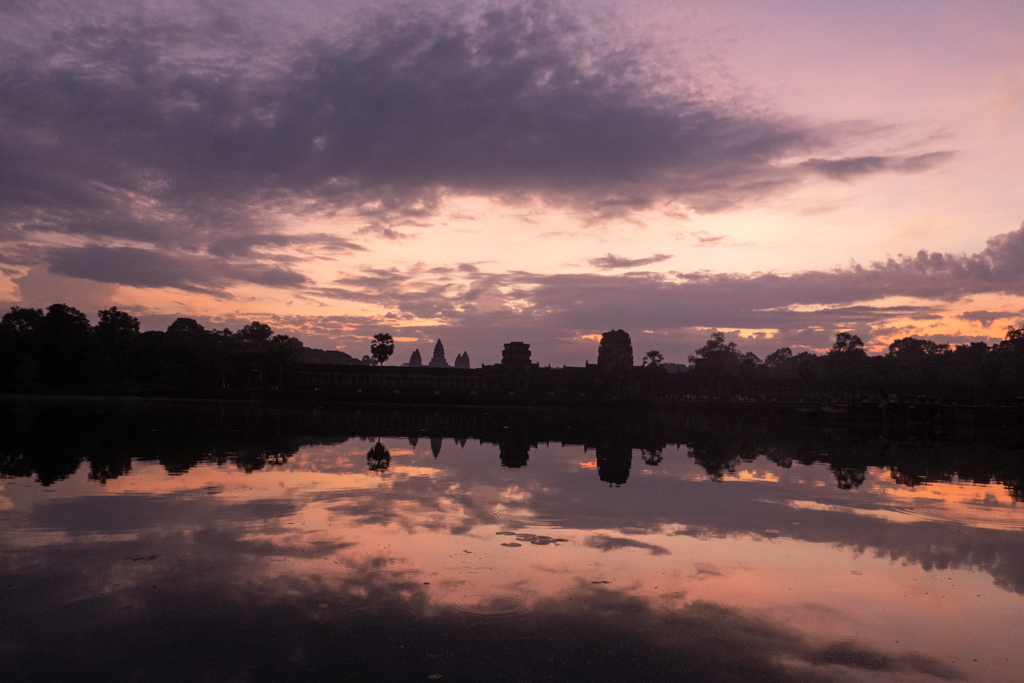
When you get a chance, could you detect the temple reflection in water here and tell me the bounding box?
[1,398,1023,682]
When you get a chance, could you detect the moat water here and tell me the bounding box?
[1,399,1022,682]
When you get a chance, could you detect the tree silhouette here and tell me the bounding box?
[830,464,867,490]
[642,350,664,367]
[689,332,738,366]
[687,331,743,394]
[167,317,206,336]
[764,347,792,368]
[888,337,949,358]
[98,307,139,341]
[2,306,308,391]
[370,333,395,366]
[739,351,761,381]
[97,307,140,381]
[236,321,273,344]
[367,441,391,471]
[830,332,865,356]
[0,307,44,386]
[39,303,98,385]
[642,447,663,466]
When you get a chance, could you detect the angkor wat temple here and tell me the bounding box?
[296,332,646,401]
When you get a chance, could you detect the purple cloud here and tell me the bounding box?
[588,254,673,270]
[48,245,309,295]
[0,1,953,264]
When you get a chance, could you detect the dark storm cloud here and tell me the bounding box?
[0,0,952,268]
[588,253,673,270]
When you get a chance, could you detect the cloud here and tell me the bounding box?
[803,151,955,181]
[804,642,963,679]
[584,534,670,555]
[307,223,1023,351]
[0,0,953,264]
[206,233,365,259]
[0,404,992,679]
[956,310,1021,327]
[47,245,309,294]
[0,1,982,358]
[588,253,673,270]
[302,222,1024,362]
[692,231,727,246]
[10,265,118,314]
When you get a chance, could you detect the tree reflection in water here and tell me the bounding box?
[1,398,1022,498]
[1,398,1024,682]
[367,441,391,472]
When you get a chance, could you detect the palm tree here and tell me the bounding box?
[642,350,664,367]
[370,333,395,366]
[367,441,391,471]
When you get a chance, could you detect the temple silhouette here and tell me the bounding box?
[295,330,653,401]
[4,301,1022,407]
[428,339,449,368]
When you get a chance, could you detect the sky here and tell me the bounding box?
[1,0,1023,365]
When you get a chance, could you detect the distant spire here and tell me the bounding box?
[454,351,470,369]
[408,348,423,367]
[428,339,449,368]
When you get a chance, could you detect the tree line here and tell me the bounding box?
[0,303,307,391]
[2,301,1022,401]
[667,328,1024,402]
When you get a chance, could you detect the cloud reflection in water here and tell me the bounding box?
[1,401,1022,681]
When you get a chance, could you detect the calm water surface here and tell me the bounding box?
[1,400,1023,682]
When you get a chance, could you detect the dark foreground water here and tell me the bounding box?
[1,399,1023,682]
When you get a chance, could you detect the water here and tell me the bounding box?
[1,399,1023,682]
